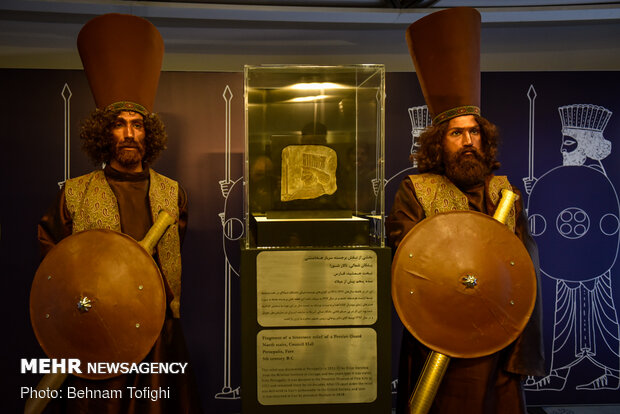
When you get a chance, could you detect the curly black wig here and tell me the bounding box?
[80,109,167,166]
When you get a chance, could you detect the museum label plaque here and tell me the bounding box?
[256,250,378,326]
[257,327,377,405]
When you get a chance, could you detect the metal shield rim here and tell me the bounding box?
[391,211,537,358]
[30,229,167,379]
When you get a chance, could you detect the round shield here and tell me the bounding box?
[392,211,537,358]
[30,229,166,379]
[527,165,620,282]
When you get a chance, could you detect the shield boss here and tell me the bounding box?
[392,211,537,358]
[30,229,166,379]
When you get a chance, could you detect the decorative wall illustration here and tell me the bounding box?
[407,106,432,169]
[385,104,430,192]
[523,95,620,392]
[215,85,243,400]
[59,83,72,188]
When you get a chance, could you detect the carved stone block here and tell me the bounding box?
[281,145,337,201]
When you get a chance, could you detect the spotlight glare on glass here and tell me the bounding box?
[288,95,329,103]
[288,82,345,90]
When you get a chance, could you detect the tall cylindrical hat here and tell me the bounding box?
[77,13,164,115]
[406,7,481,125]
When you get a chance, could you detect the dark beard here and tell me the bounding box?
[443,147,490,188]
[114,144,145,169]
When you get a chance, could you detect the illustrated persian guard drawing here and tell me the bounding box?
[523,95,620,392]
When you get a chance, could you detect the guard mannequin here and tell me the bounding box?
[36,13,201,413]
[387,7,545,414]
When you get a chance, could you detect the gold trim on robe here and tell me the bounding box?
[409,173,516,232]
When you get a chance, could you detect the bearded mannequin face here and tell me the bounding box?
[110,111,146,173]
[442,115,490,188]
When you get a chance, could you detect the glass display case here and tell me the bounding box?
[244,64,385,248]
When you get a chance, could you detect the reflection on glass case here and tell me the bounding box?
[244,65,385,248]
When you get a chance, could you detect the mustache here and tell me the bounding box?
[117,141,142,149]
[456,147,483,160]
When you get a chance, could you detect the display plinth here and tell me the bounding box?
[241,246,392,413]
